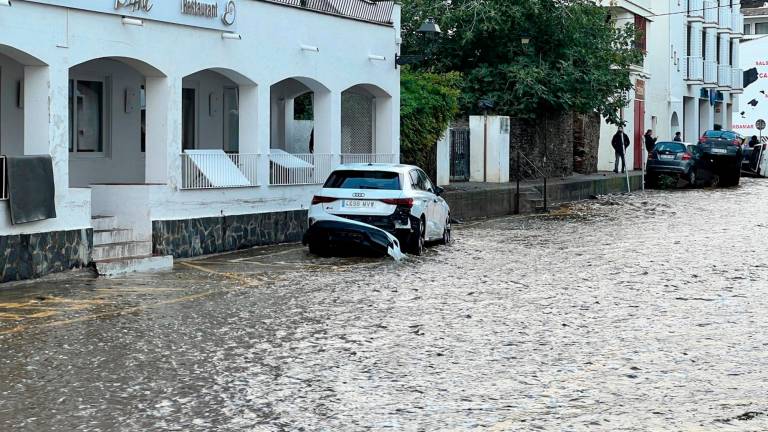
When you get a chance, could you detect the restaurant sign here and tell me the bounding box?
[19,0,237,31]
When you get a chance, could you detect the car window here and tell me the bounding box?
[323,170,401,190]
[417,170,435,193]
[409,171,420,189]
[655,142,686,153]
[704,130,725,138]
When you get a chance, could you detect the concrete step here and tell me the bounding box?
[92,241,152,261]
[93,229,133,246]
[95,255,174,277]
[92,216,119,231]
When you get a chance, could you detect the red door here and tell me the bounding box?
[634,100,645,170]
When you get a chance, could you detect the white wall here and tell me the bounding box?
[0,0,401,234]
[0,53,24,156]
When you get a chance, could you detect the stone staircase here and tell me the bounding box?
[91,216,173,277]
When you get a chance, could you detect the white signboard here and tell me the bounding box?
[733,37,768,141]
[19,0,237,31]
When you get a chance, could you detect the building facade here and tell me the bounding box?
[598,0,744,172]
[0,0,401,281]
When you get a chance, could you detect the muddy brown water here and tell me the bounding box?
[1,179,767,431]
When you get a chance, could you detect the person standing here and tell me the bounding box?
[644,129,657,155]
[673,132,683,142]
[612,127,630,173]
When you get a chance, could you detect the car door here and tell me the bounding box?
[416,169,443,240]
[408,170,433,238]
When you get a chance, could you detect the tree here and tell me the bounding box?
[400,69,461,177]
[402,0,644,125]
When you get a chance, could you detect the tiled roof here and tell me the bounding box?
[743,7,768,16]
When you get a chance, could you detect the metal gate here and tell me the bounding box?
[341,90,374,154]
[450,128,470,182]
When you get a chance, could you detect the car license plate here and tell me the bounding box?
[711,148,727,154]
[343,200,376,209]
[659,154,675,160]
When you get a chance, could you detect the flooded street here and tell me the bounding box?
[1,179,768,431]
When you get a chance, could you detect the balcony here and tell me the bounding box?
[703,60,717,86]
[269,152,334,186]
[181,152,260,190]
[703,1,718,26]
[718,65,732,88]
[732,13,744,37]
[340,154,398,165]
[686,56,704,82]
[732,68,744,92]
[688,0,704,20]
[264,0,395,25]
[718,6,732,33]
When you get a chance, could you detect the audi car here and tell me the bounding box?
[304,164,451,256]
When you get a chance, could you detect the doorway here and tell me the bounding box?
[182,88,196,151]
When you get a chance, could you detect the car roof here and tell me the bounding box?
[656,141,693,145]
[333,163,420,174]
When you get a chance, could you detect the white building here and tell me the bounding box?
[598,0,744,172]
[0,0,401,281]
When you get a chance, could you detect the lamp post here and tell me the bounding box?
[395,18,442,68]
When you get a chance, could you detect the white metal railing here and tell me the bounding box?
[181,153,259,190]
[340,154,397,165]
[731,67,743,90]
[269,153,334,186]
[703,1,717,24]
[703,60,717,84]
[718,65,732,87]
[718,6,732,32]
[688,0,704,19]
[0,156,7,201]
[732,13,744,35]
[686,56,704,81]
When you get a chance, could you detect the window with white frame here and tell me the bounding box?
[756,22,768,35]
[69,79,106,154]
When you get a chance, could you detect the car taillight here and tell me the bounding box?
[681,152,692,161]
[699,136,707,143]
[648,152,656,160]
[733,139,742,146]
[381,198,414,208]
[311,196,337,205]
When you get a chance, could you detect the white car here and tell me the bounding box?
[306,164,451,255]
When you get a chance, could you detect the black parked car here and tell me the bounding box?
[646,141,699,187]
[697,130,743,186]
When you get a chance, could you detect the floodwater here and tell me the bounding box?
[1,179,768,431]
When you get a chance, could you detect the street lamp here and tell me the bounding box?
[395,18,442,68]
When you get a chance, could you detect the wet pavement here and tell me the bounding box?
[1,179,768,431]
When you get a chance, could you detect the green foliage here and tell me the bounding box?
[400,68,461,172]
[402,0,644,125]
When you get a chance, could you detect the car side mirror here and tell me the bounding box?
[434,186,444,196]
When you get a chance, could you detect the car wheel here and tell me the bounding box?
[309,242,328,257]
[407,218,425,256]
[439,217,452,245]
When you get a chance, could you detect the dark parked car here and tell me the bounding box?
[697,130,743,186]
[646,141,699,187]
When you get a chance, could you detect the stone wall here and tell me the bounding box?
[573,112,601,175]
[510,112,575,178]
[0,229,92,283]
[153,210,309,259]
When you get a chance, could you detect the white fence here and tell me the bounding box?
[181,152,259,190]
[732,68,743,91]
[688,0,703,18]
[718,65,732,87]
[0,156,6,200]
[340,154,397,165]
[270,153,334,186]
[704,60,717,84]
[703,1,717,24]
[718,6,731,31]
[686,56,704,81]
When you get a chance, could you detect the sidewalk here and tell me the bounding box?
[444,171,644,220]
